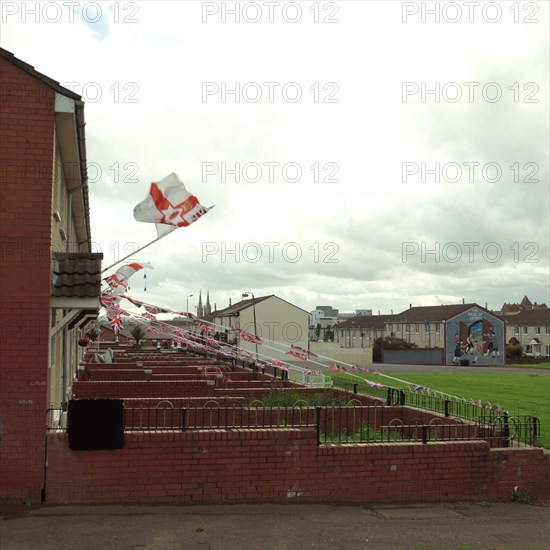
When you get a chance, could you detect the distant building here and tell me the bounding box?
[500,295,548,315]
[505,309,550,357]
[356,309,372,316]
[334,314,398,347]
[316,305,339,317]
[196,290,212,318]
[336,313,355,320]
[309,309,326,327]
[390,304,505,365]
[210,295,309,361]
[334,304,507,365]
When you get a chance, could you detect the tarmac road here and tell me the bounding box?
[295,360,549,376]
[1,502,549,550]
[371,363,549,376]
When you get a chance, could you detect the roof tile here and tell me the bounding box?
[52,252,103,298]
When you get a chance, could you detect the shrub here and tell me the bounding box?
[506,344,524,358]
[373,336,417,362]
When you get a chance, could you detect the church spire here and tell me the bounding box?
[197,290,203,318]
[206,290,211,315]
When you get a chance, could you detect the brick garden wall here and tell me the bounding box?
[44,430,550,504]
[0,58,55,503]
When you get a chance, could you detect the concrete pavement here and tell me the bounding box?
[1,502,549,550]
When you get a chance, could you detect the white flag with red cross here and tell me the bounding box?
[133,173,213,237]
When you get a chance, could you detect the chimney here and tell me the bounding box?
[462,298,465,304]
[229,298,232,306]
[409,304,412,309]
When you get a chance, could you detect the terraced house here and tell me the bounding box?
[0,48,102,503]
[506,309,550,358]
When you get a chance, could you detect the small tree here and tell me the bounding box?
[315,323,321,339]
[324,324,334,342]
[130,325,147,348]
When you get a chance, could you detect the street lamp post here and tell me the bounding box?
[242,292,258,361]
[186,294,193,332]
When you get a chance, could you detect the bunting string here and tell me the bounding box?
[98,294,502,411]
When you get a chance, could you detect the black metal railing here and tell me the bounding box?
[333,379,503,423]
[46,402,541,448]
[124,403,317,431]
[316,406,540,447]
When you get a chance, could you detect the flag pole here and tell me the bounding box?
[101,232,169,274]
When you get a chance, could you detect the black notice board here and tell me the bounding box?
[68,399,124,450]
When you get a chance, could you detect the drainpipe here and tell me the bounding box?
[60,99,90,401]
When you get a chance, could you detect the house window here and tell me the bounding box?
[405,324,410,333]
[523,326,528,335]
[546,326,550,334]
[514,326,519,335]
[388,324,393,333]
[396,325,401,333]
[536,326,541,335]
[435,323,440,334]
[415,324,419,334]
[341,330,344,337]
[546,345,550,357]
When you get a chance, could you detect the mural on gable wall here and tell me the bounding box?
[445,307,505,365]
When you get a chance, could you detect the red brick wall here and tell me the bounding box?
[0,58,56,503]
[43,430,550,504]
[72,380,213,398]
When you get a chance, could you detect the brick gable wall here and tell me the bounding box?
[0,58,55,503]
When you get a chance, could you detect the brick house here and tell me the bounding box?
[0,48,101,503]
[500,295,548,315]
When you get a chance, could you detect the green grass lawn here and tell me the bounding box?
[329,371,550,448]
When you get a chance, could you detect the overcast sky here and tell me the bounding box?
[3,1,549,315]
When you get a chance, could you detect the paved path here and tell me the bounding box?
[1,502,549,550]
[295,360,549,376]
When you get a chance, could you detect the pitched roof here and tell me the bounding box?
[210,295,274,317]
[0,47,92,250]
[520,295,532,307]
[392,303,493,323]
[52,253,103,297]
[0,47,82,100]
[506,309,550,325]
[334,315,397,330]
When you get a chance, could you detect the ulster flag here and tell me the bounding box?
[133,173,213,237]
